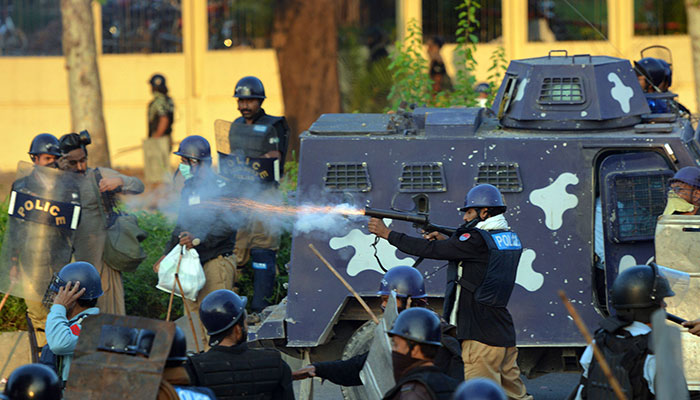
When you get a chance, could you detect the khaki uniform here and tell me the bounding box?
[461,340,532,400]
[184,254,237,320]
[145,92,174,184]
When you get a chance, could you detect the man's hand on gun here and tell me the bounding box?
[368,218,391,239]
[422,231,447,241]
[291,365,316,381]
[682,318,700,336]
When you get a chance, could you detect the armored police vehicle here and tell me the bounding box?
[250,51,700,392]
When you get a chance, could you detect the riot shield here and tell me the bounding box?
[651,309,689,400]
[64,314,175,400]
[214,119,280,183]
[0,161,81,303]
[360,292,398,399]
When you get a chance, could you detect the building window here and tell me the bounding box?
[528,0,608,42]
[208,0,274,50]
[101,0,183,54]
[422,0,502,43]
[0,0,62,56]
[634,0,686,36]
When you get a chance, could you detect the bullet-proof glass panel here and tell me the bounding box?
[101,0,183,54]
[528,0,608,42]
[634,0,686,36]
[208,0,274,50]
[611,173,671,242]
[538,77,585,105]
[422,0,502,43]
[0,0,62,56]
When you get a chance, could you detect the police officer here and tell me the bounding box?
[454,378,507,400]
[664,166,700,215]
[369,184,531,400]
[232,76,290,320]
[3,363,62,400]
[383,308,460,400]
[58,131,144,315]
[145,73,175,185]
[292,265,463,384]
[573,264,676,399]
[185,289,294,400]
[154,136,238,334]
[28,133,62,168]
[44,262,103,384]
[157,326,216,400]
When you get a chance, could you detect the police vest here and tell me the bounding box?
[187,345,286,400]
[583,317,653,400]
[458,229,522,307]
[383,366,460,400]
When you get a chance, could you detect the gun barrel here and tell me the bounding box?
[364,206,428,225]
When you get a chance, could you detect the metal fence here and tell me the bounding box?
[101,0,182,54]
[422,0,502,44]
[528,0,608,42]
[208,0,274,50]
[0,0,62,56]
[634,0,686,36]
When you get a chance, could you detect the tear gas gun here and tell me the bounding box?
[364,206,456,237]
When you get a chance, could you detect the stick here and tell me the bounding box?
[308,244,379,324]
[558,290,627,400]
[165,249,184,322]
[175,273,200,353]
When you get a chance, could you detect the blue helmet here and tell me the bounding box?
[378,266,427,299]
[234,76,266,99]
[635,57,667,88]
[199,289,248,335]
[670,167,700,188]
[459,184,506,215]
[50,262,103,300]
[174,135,211,161]
[4,364,61,400]
[387,308,442,347]
[453,378,507,400]
[167,325,188,365]
[658,59,672,87]
[28,134,61,157]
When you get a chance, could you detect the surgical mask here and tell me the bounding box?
[179,163,194,180]
[391,350,421,381]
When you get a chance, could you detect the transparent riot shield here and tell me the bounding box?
[0,161,81,303]
[64,314,176,400]
[655,214,700,390]
[651,309,689,400]
[360,292,398,399]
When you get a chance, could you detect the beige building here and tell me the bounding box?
[0,0,695,171]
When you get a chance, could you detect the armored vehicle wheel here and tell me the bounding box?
[340,320,377,400]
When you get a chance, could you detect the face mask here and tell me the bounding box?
[391,350,420,381]
[179,163,194,180]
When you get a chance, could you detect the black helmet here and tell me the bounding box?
[611,264,675,323]
[659,59,672,87]
[58,130,91,155]
[167,326,187,365]
[453,378,507,400]
[635,57,667,88]
[49,262,104,300]
[174,135,211,161]
[96,325,156,356]
[387,307,442,347]
[377,266,427,299]
[199,289,248,335]
[28,134,61,157]
[4,364,61,400]
[149,73,167,92]
[669,167,700,188]
[459,184,506,215]
[233,76,266,99]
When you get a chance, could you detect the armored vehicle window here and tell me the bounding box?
[475,163,522,193]
[611,173,670,242]
[398,163,447,193]
[324,162,371,192]
[538,77,585,105]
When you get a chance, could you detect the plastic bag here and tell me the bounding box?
[156,245,206,301]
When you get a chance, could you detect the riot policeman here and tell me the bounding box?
[154,135,238,337]
[382,308,460,400]
[57,131,145,315]
[664,166,700,215]
[185,289,294,400]
[573,264,677,400]
[144,73,175,184]
[44,262,103,383]
[292,265,464,385]
[156,326,216,399]
[28,133,62,167]
[369,184,532,399]
[3,363,61,400]
[231,75,290,319]
[454,378,507,400]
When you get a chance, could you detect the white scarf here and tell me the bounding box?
[475,213,510,231]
